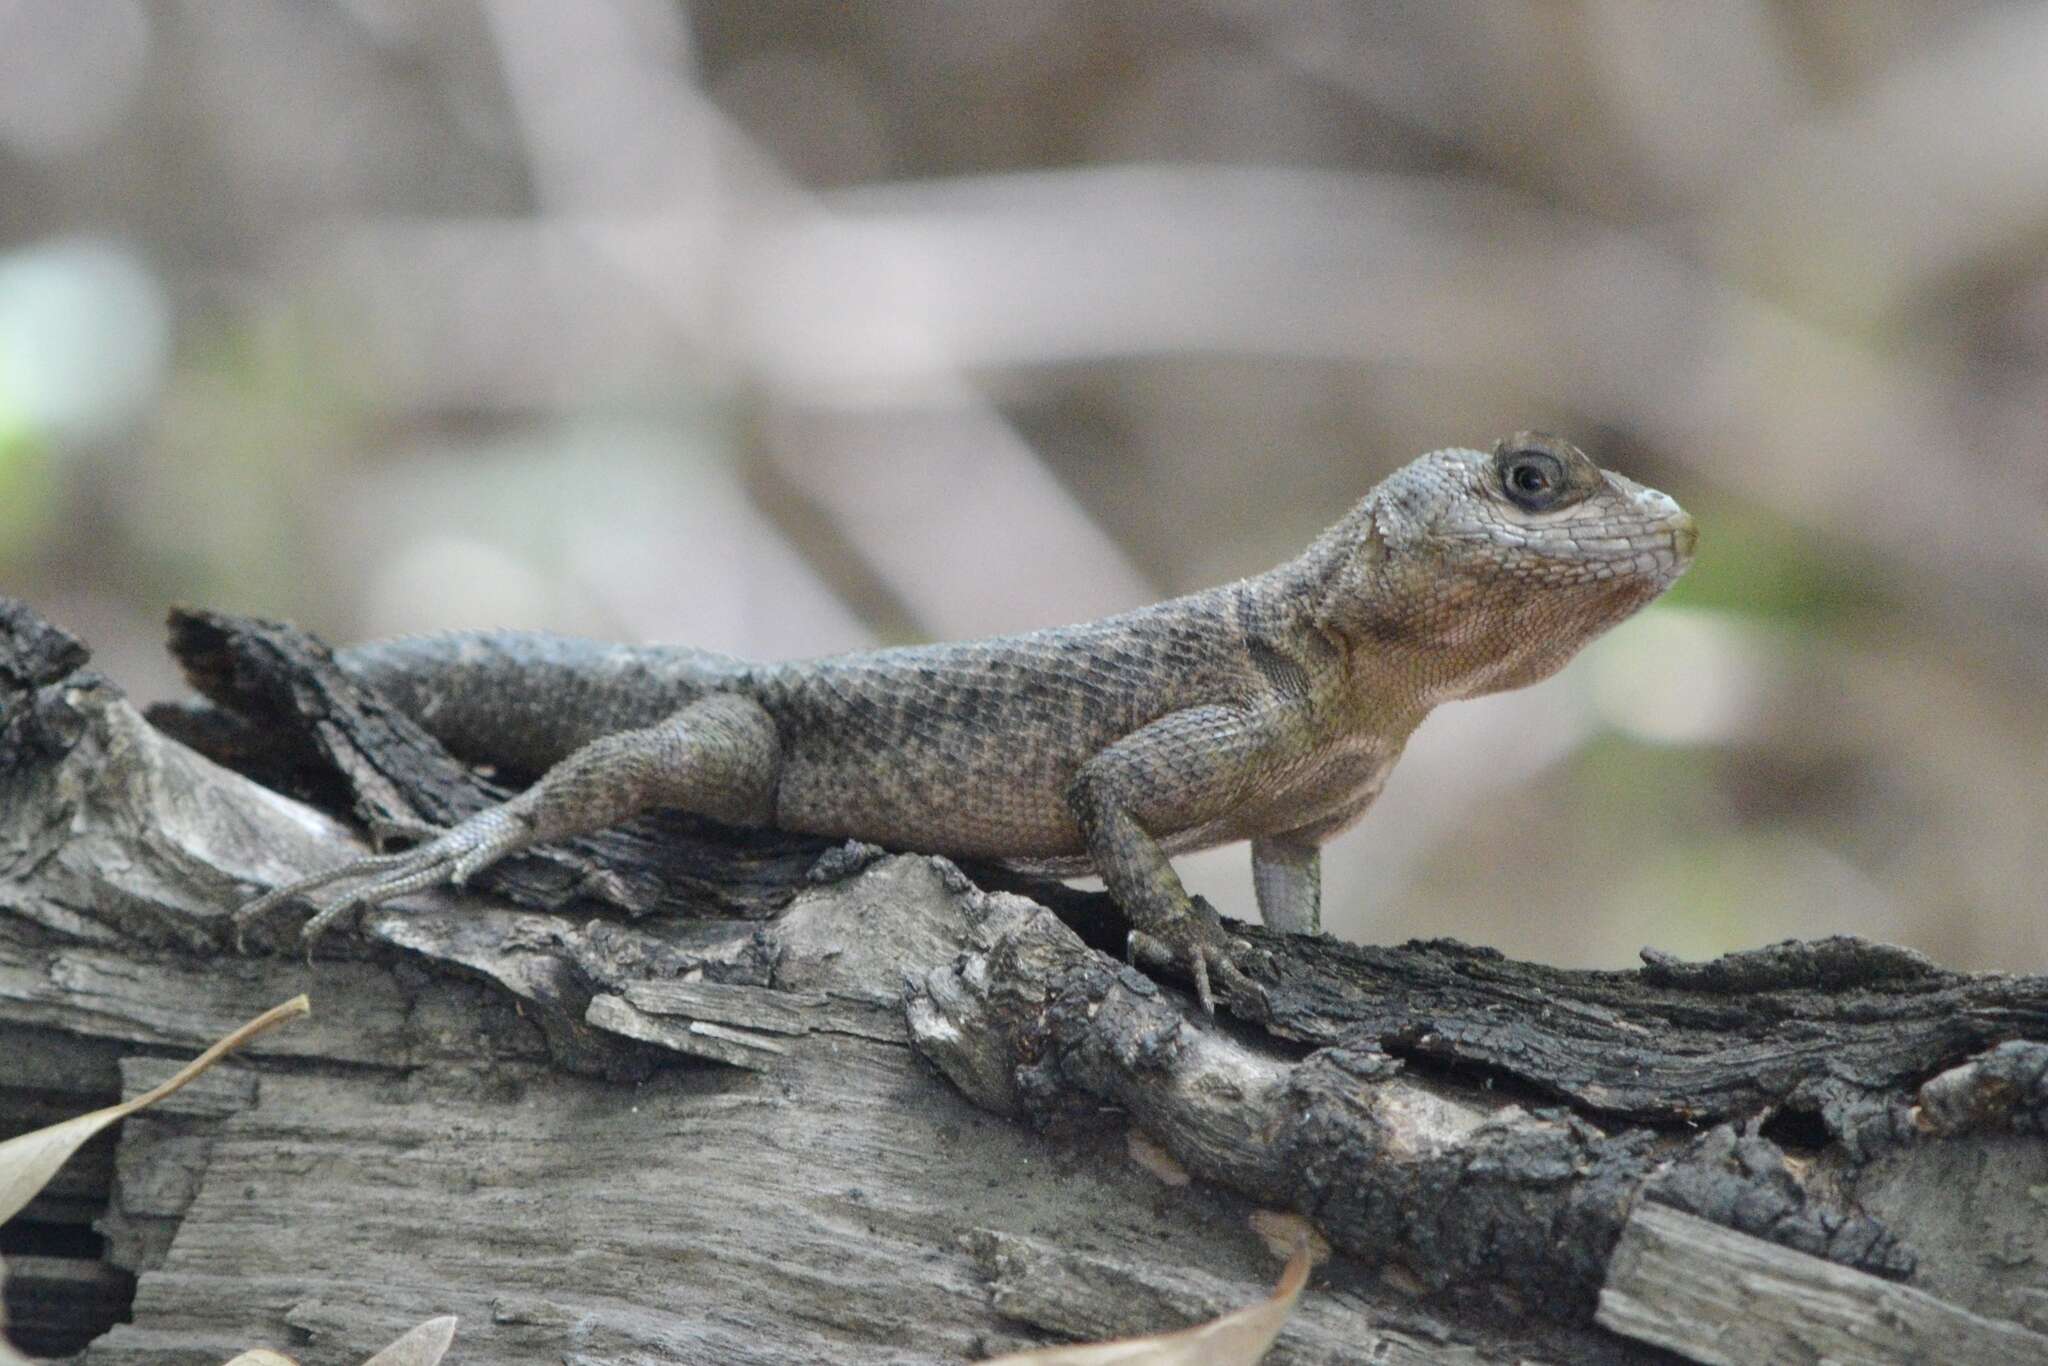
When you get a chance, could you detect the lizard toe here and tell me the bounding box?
[236,803,536,951]
[1208,949,1271,1020]
[232,846,423,950]
[365,812,446,851]
[1128,901,1247,1015]
[297,893,372,960]
[1125,927,1213,1010]
[1189,955,1216,1015]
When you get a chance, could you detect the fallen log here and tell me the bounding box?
[4,599,2045,1364]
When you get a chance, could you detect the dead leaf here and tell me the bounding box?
[1248,1210,1328,1267]
[1125,1128,1190,1187]
[0,996,311,1228]
[984,1239,1311,1365]
[0,1000,310,1366]
[360,1314,459,1365]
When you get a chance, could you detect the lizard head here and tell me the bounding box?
[1313,432,1697,702]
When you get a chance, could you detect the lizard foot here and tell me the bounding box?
[1128,895,1270,1017]
[365,811,447,851]
[233,799,536,953]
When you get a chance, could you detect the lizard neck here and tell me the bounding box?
[1253,531,1440,735]
[1264,497,1497,716]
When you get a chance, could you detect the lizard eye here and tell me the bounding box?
[1500,450,1566,512]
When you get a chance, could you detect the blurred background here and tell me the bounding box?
[1,0,2043,971]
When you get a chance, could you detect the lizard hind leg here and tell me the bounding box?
[233,691,783,949]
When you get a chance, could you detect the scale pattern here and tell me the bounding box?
[267,433,1697,1012]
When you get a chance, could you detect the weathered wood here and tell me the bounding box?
[7,597,2048,1364]
[587,978,907,1070]
[586,991,794,1068]
[616,979,834,1035]
[1598,1202,2048,1365]
[1252,930,2048,1130]
[906,895,1916,1315]
[962,1230,1496,1365]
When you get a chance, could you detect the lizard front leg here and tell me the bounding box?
[235,691,781,946]
[1067,704,1287,1015]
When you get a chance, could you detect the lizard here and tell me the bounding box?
[234,432,1696,1014]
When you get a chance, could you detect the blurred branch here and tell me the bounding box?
[778,166,2048,672]
[317,150,2048,667]
[466,0,1153,641]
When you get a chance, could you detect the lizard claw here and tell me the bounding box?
[232,801,535,953]
[1128,895,1270,1017]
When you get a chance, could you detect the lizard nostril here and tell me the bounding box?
[1670,512,1699,559]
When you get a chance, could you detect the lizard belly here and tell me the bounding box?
[1184,733,1401,850]
[998,734,1402,877]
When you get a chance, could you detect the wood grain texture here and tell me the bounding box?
[8,598,2048,1364]
[1598,1202,2048,1365]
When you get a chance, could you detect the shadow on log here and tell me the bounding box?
[4,598,2047,1363]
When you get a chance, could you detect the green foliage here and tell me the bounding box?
[0,429,58,568]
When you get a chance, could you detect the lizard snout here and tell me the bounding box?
[1669,509,1699,560]
[1609,474,1696,564]
[1642,490,1698,563]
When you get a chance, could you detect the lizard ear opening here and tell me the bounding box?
[1307,500,1394,639]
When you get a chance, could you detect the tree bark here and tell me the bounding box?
[4,598,2046,1364]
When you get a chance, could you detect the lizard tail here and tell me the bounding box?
[337,631,759,774]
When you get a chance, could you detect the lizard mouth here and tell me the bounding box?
[1521,508,1696,587]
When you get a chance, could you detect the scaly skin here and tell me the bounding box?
[237,433,1696,1014]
